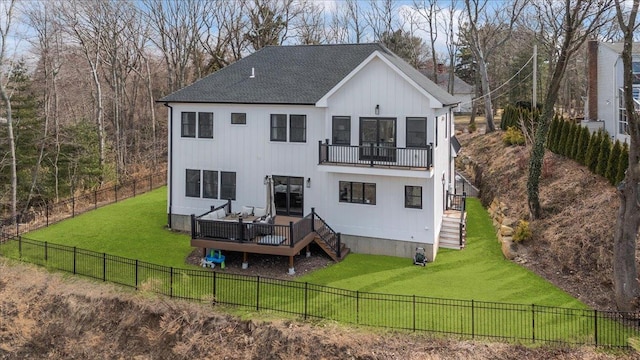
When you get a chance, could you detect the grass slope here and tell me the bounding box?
[299,198,584,308]
[26,187,193,268]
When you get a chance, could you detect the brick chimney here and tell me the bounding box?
[587,40,598,121]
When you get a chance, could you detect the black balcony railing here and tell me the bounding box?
[319,141,433,169]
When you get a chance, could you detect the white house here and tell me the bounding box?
[584,41,640,142]
[159,44,465,271]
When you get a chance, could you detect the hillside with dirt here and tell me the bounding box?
[457,131,626,311]
[0,260,633,359]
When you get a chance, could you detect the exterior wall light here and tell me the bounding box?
[306,178,311,188]
[375,104,380,115]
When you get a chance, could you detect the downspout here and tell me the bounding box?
[164,102,173,228]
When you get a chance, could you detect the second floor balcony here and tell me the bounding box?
[318,141,433,171]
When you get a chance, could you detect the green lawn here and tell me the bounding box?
[24,187,193,269]
[4,189,635,346]
[299,199,584,308]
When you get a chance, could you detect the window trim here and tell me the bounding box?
[332,116,351,145]
[406,117,427,148]
[202,170,218,199]
[198,112,214,139]
[220,171,236,200]
[270,114,287,142]
[339,181,376,205]
[185,169,200,197]
[231,112,247,125]
[289,114,307,143]
[404,186,422,209]
[181,112,196,138]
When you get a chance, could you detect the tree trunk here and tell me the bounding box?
[613,0,640,311]
[0,84,17,222]
[477,57,495,132]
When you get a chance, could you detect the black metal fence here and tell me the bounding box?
[0,172,167,237]
[1,234,638,349]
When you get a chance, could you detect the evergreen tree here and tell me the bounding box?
[595,133,612,177]
[586,130,602,172]
[558,120,570,157]
[616,142,629,185]
[564,122,577,157]
[552,115,563,153]
[606,141,622,185]
[547,116,558,150]
[575,126,590,165]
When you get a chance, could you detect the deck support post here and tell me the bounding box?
[306,244,311,258]
[242,252,249,269]
[288,256,295,275]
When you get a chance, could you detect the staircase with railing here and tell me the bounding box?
[440,192,467,250]
[311,208,349,262]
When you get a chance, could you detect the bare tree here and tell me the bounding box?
[201,0,247,73]
[0,0,17,221]
[345,0,366,43]
[413,0,440,81]
[526,0,613,219]
[58,0,107,172]
[365,0,397,41]
[292,0,327,45]
[245,0,299,51]
[442,0,460,94]
[463,0,526,133]
[142,0,207,92]
[612,0,640,312]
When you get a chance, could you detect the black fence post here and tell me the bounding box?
[412,295,416,332]
[594,309,598,347]
[18,235,22,258]
[356,290,360,324]
[102,253,106,281]
[135,260,139,290]
[304,282,308,320]
[15,220,19,237]
[44,241,48,261]
[190,214,196,239]
[170,267,174,298]
[72,196,75,218]
[213,271,217,299]
[73,246,77,274]
[256,276,260,311]
[336,233,342,259]
[471,300,475,339]
[531,304,535,343]
[318,140,322,164]
[45,204,49,227]
[369,143,374,167]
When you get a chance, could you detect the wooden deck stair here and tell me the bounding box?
[311,215,350,262]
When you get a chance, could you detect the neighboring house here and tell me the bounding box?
[584,40,640,143]
[159,43,465,272]
[421,65,475,114]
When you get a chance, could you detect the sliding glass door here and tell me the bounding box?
[360,117,396,161]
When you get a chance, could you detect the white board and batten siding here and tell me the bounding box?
[168,103,326,218]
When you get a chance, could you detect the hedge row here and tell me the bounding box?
[500,105,539,132]
[547,115,628,186]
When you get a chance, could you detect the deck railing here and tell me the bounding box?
[319,141,433,169]
[311,208,342,258]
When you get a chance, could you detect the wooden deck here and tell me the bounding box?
[191,215,315,257]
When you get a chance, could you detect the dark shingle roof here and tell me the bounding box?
[159,43,457,106]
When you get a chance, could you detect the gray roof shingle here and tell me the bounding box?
[159,43,458,106]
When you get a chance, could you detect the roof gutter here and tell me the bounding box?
[163,102,173,229]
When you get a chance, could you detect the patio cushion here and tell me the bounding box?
[240,206,253,216]
[253,207,266,217]
[214,209,226,219]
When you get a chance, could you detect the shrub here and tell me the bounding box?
[616,142,629,185]
[503,126,525,146]
[547,116,559,152]
[552,114,564,153]
[468,121,477,133]
[513,220,532,243]
[606,141,622,185]
[586,130,602,172]
[575,127,590,165]
[595,134,612,177]
[564,122,577,157]
[558,120,570,156]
